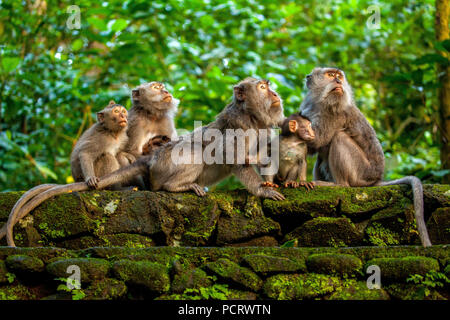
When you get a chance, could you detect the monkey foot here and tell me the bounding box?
[261,181,279,188]
[298,181,315,191]
[284,181,299,188]
[190,184,207,197]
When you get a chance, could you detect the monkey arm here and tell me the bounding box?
[79,152,97,180]
[126,124,147,157]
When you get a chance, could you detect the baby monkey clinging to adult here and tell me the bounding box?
[261,114,316,190]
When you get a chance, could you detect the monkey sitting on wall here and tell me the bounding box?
[70,101,134,190]
[261,114,316,190]
[126,82,178,158]
[299,67,431,247]
[5,78,287,247]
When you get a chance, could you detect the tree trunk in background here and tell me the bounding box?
[435,0,450,183]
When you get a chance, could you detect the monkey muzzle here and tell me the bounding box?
[271,98,281,108]
[163,94,173,102]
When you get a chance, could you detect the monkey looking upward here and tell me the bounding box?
[261,114,315,189]
[126,82,178,158]
[71,101,133,190]
[299,67,431,247]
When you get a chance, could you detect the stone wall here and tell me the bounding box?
[0,185,449,300]
[0,185,449,248]
[0,246,448,300]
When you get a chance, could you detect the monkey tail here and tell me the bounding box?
[377,176,432,247]
[4,161,148,247]
[0,184,58,241]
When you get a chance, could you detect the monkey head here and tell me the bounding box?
[281,114,315,141]
[97,101,128,132]
[305,67,353,107]
[132,81,180,112]
[233,78,284,127]
[142,135,171,155]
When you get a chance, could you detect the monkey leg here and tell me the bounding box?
[328,132,375,187]
[96,154,122,190]
[164,183,206,197]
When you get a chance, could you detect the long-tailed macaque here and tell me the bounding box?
[71,101,133,189]
[3,78,286,247]
[261,114,315,189]
[299,67,431,247]
[126,82,178,158]
[1,101,134,246]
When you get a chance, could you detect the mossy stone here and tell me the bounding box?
[0,260,8,284]
[5,255,44,273]
[242,254,306,275]
[46,258,109,283]
[205,258,263,291]
[263,273,340,300]
[365,256,440,281]
[216,195,280,245]
[427,207,450,244]
[326,280,390,300]
[306,253,362,276]
[285,217,362,247]
[0,283,38,300]
[84,278,127,300]
[171,268,212,294]
[112,260,170,293]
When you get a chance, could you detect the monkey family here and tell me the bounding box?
[1,68,432,247]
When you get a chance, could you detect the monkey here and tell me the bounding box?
[299,67,431,247]
[142,135,171,156]
[70,100,134,190]
[1,101,135,247]
[260,114,316,190]
[3,78,287,247]
[126,82,178,158]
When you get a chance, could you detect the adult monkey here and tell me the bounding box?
[300,67,432,247]
[4,77,285,246]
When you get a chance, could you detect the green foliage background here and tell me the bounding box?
[0,0,447,191]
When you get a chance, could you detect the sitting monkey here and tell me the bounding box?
[70,101,134,190]
[261,114,316,189]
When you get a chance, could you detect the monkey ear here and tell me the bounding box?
[108,100,116,106]
[288,120,298,133]
[233,85,245,102]
[97,112,105,123]
[132,89,140,100]
[305,74,312,89]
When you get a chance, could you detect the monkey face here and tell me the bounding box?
[234,78,284,126]
[111,106,128,128]
[306,67,353,106]
[297,120,315,141]
[97,105,128,132]
[132,82,178,110]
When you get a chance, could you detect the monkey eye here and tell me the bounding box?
[259,84,266,89]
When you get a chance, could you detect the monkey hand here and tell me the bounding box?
[261,181,279,188]
[284,181,299,188]
[298,181,315,191]
[257,187,285,201]
[86,176,100,189]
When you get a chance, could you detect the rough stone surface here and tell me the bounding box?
[242,254,306,275]
[0,246,447,300]
[365,256,440,280]
[5,255,44,273]
[46,258,109,283]
[285,217,363,247]
[112,260,170,293]
[205,258,263,291]
[1,185,449,249]
[306,253,362,276]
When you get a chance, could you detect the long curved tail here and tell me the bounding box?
[377,176,431,247]
[3,161,147,247]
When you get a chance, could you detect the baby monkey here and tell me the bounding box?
[261,114,315,189]
[142,135,172,156]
